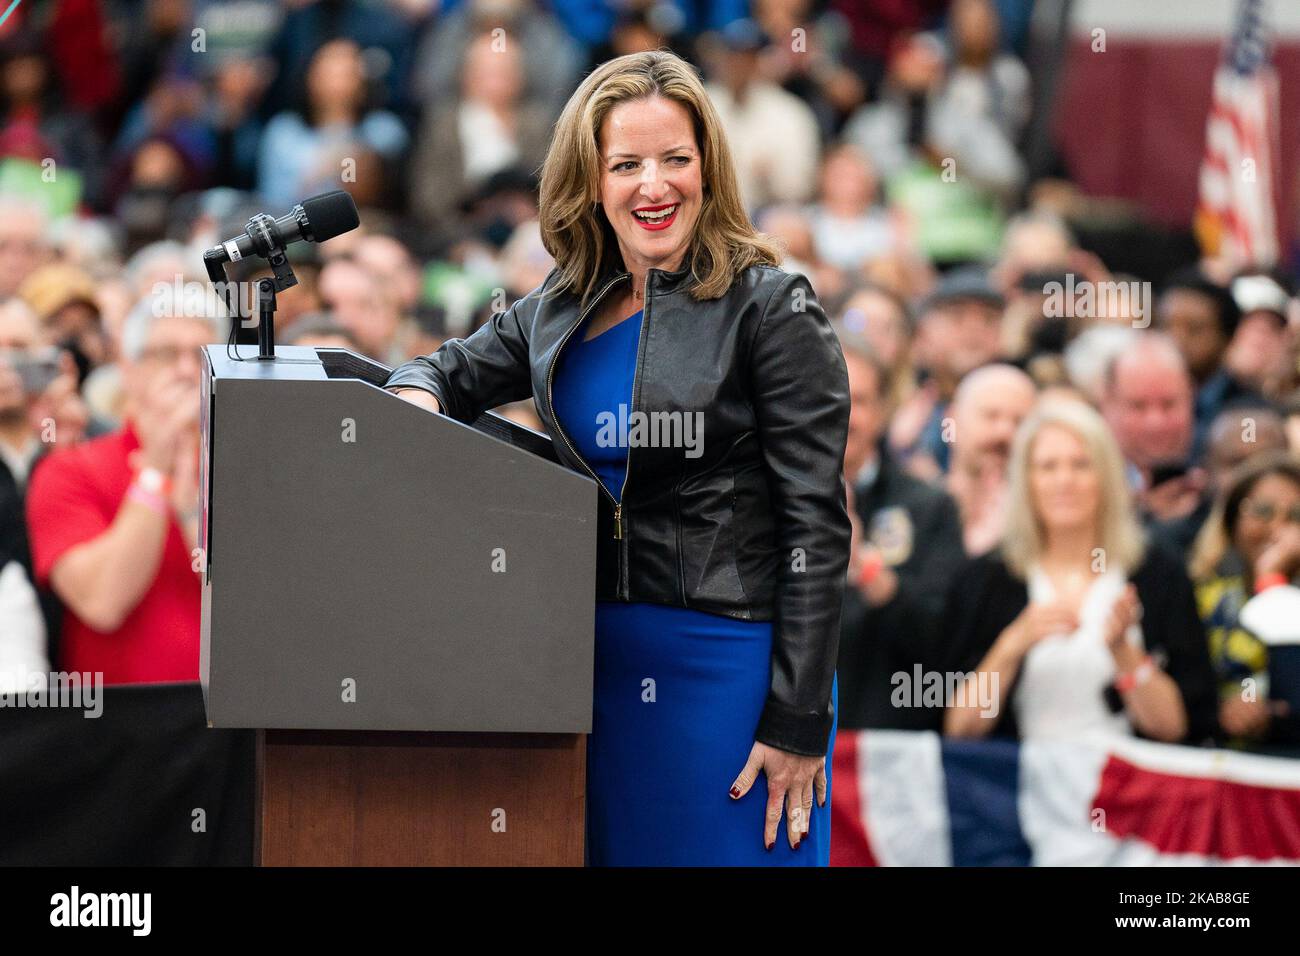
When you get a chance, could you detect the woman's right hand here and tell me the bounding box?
[389,387,441,415]
[1255,525,1300,580]
[135,369,197,472]
[999,601,1078,657]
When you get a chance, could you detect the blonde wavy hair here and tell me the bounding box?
[1001,398,1147,579]
[538,50,781,304]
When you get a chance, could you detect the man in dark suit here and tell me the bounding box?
[834,322,966,731]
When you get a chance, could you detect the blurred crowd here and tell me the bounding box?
[2,0,1300,758]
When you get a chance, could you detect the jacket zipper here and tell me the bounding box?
[616,272,652,599]
[545,270,630,544]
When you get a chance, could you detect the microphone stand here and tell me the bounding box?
[254,276,278,360]
[253,246,298,360]
[204,213,300,361]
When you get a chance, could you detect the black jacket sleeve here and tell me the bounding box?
[1133,546,1219,745]
[933,554,1026,739]
[891,488,965,626]
[749,272,853,756]
[382,296,533,423]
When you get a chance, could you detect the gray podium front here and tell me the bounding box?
[199,344,596,865]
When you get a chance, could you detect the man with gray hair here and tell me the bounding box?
[1099,331,1202,524]
[946,363,1037,555]
[25,295,227,684]
[0,196,50,298]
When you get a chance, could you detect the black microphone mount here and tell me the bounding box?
[204,214,300,361]
[203,191,359,360]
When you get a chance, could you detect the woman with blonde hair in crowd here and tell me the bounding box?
[940,398,1217,742]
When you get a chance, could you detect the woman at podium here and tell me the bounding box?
[385,50,850,865]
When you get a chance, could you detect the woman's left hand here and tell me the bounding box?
[1219,695,1277,739]
[730,741,827,851]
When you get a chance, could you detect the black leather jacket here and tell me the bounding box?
[383,260,851,755]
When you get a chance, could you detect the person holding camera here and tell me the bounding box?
[0,299,87,659]
[26,298,225,684]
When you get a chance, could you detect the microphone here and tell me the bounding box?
[203,190,360,269]
[203,191,360,359]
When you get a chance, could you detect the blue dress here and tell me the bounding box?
[551,307,837,866]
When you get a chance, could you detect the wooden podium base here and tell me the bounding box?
[256,730,586,866]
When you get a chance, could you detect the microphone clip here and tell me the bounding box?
[245,213,300,295]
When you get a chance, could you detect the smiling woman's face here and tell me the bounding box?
[1029,423,1101,538]
[597,95,703,278]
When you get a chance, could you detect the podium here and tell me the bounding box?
[199,345,597,865]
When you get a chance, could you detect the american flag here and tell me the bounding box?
[831,730,1300,866]
[1194,0,1280,269]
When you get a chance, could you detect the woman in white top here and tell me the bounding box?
[0,558,48,693]
[940,398,1217,743]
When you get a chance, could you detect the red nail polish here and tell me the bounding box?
[793,840,801,850]
[729,785,741,798]
[765,841,773,851]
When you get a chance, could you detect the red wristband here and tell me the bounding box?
[133,466,173,498]
[1254,572,1289,594]
[1115,655,1155,693]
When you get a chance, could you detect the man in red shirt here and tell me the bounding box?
[26,301,221,684]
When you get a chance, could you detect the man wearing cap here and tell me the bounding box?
[18,262,109,380]
[704,19,821,211]
[1224,273,1294,400]
[907,265,1006,477]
